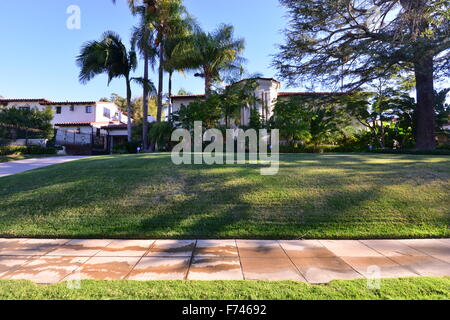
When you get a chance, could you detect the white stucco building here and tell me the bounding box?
[170,77,346,126]
[0,98,130,151]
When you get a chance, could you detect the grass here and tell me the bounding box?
[0,153,448,239]
[0,277,448,300]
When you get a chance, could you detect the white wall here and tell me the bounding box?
[53,104,96,124]
[171,79,281,126]
[95,102,124,123]
[2,101,125,126]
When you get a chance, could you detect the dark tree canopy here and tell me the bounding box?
[275,0,449,149]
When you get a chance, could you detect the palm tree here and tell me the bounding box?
[162,16,199,120]
[144,0,189,122]
[131,5,157,150]
[77,31,137,142]
[186,24,245,97]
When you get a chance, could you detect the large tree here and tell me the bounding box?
[274,0,449,149]
[113,0,189,123]
[131,5,158,150]
[77,31,137,142]
[145,0,190,122]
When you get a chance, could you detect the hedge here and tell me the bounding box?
[0,145,57,156]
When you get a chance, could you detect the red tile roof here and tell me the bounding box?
[55,121,114,127]
[0,99,98,105]
[101,123,129,130]
[0,98,53,103]
[55,122,95,127]
[42,101,96,105]
[171,91,351,99]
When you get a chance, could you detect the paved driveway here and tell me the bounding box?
[0,156,88,178]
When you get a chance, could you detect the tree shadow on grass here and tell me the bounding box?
[0,153,448,238]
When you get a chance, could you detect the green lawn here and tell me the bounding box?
[0,153,448,239]
[0,278,448,300]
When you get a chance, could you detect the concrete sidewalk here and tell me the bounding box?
[0,238,449,284]
[0,156,88,177]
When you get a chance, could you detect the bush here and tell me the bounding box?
[63,144,92,156]
[148,122,174,151]
[26,146,57,155]
[113,141,141,154]
[0,145,56,156]
[0,146,27,156]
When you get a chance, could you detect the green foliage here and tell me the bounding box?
[113,141,142,154]
[77,31,137,85]
[174,79,259,130]
[342,89,416,149]
[248,108,263,130]
[180,24,246,94]
[148,121,174,151]
[0,107,54,139]
[272,96,351,151]
[0,145,56,156]
[435,88,450,133]
[77,31,136,141]
[175,95,223,130]
[220,79,259,127]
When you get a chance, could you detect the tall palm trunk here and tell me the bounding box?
[168,70,173,121]
[204,72,212,99]
[157,42,164,122]
[414,56,436,150]
[142,3,150,151]
[142,51,149,150]
[126,76,133,142]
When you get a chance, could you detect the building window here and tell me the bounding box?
[19,106,30,111]
[86,106,93,113]
[70,105,75,112]
[103,107,111,119]
[56,106,62,114]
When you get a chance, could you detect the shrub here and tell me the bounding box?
[26,146,57,155]
[0,146,27,156]
[148,122,174,151]
[113,141,141,154]
[0,145,56,156]
[59,144,92,155]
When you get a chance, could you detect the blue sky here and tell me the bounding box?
[0,0,289,101]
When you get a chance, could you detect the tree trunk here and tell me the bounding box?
[168,71,173,121]
[156,42,164,122]
[379,113,385,149]
[142,51,149,150]
[126,77,132,142]
[414,57,436,150]
[205,73,212,99]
